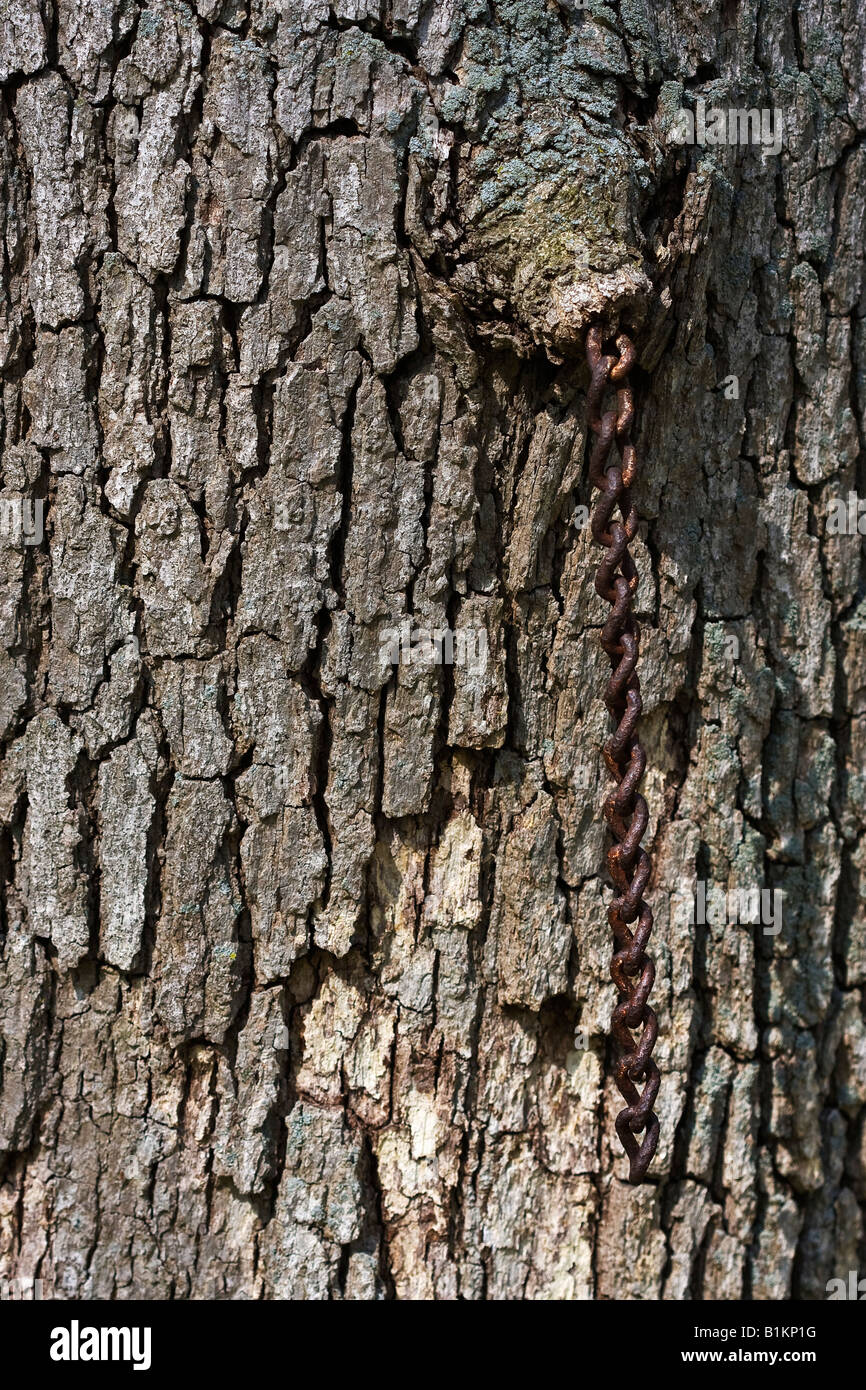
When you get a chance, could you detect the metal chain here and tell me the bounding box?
[586,325,660,1184]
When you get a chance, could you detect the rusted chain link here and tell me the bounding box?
[586,325,660,1184]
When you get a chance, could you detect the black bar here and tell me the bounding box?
[0,1294,856,1377]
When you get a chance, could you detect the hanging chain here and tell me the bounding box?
[586,325,660,1184]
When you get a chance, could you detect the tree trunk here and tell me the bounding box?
[0,0,864,1301]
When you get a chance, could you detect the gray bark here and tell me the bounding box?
[0,0,864,1300]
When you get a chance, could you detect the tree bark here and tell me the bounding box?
[0,0,864,1301]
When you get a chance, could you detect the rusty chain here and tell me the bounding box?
[585,325,660,1184]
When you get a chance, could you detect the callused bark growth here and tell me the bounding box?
[0,0,864,1300]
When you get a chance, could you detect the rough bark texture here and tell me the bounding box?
[1,0,865,1301]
